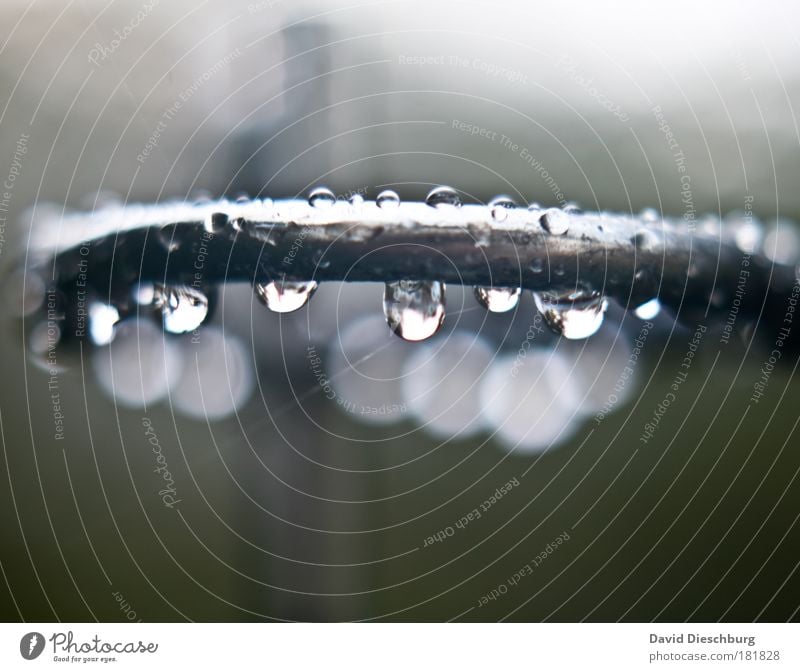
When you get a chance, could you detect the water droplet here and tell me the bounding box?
[376,190,400,209]
[474,286,520,313]
[530,258,544,274]
[153,284,209,333]
[527,202,541,211]
[533,288,608,340]
[157,224,181,252]
[540,208,569,235]
[205,211,228,233]
[425,186,461,208]
[383,280,446,341]
[132,282,155,305]
[634,298,661,320]
[562,201,582,214]
[632,229,662,251]
[308,187,336,209]
[235,192,250,203]
[348,193,365,206]
[88,303,120,345]
[255,279,318,313]
[489,195,515,222]
[640,207,660,223]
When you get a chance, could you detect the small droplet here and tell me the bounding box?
[540,208,569,235]
[255,279,318,313]
[308,187,336,209]
[530,258,544,274]
[489,195,515,222]
[348,193,365,206]
[383,280,446,341]
[640,207,660,223]
[562,201,582,214]
[153,284,209,334]
[763,220,800,265]
[474,286,520,313]
[88,303,121,345]
[527,202,541,211]
[634,298,661,320]
[376,190,400,209]
[425,186,461,208]
[205,211,228,233]
[632,229,662,251]
[132,282,155,306]
[533,288,608,340]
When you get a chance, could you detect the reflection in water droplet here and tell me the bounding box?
[308,187,336,209]
[489,195,515,222]
[533,288,608,339]
[540,208,569,235]
[474,286,520,312]
[255,279,318,313]
[154,284,209,334]
[634,298,661,320]
[383,280,446,341]
[88,303,120,345]
[425,186,461,208]
[376,190,400,209]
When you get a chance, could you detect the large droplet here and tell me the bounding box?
[540,208,569,235]
[634,297,661,320]
[308,187,336,209]
[153,284,210,334]
[383,280,446,341]
[489,195,515,222]
[533,288,608,340]
[376,190,400,209]
[474,286,520,313]
[255,279,318,313]
[88,303,121,345]
[425,186,461,208]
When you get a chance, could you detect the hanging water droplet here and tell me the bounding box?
[383,280,446,341]
[634,298,661,320]
[205,211,228,234]
[489,195,515,222]
[88,302,121,345]
[425,186,461,208]
[474,286,520,313]
[157,224,181,252]
[255,279,318,313]
[533,288,608,340]
[530,258,544,274]
[540,208,569,235]
[308,187,336,209]
[376,190,400,209]
[153,284,210,334]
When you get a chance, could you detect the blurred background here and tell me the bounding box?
[1,0,799,622]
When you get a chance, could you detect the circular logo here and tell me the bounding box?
[20,632,45,660]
